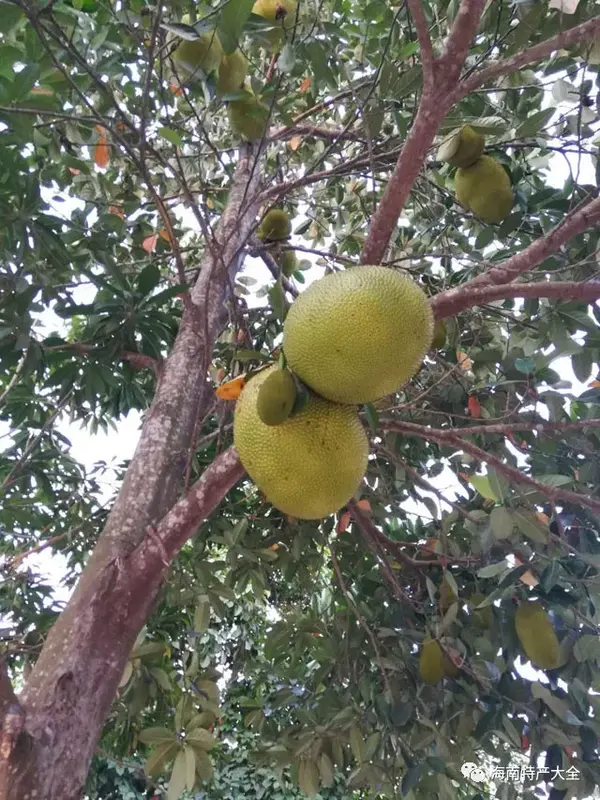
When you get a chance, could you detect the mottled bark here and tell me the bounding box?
[1,147,262,800]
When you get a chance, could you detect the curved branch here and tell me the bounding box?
[408,0,436,88]
[431,196,600,312]
[456,15,600,100]
[431,279,600,318]
[382,420,600,513]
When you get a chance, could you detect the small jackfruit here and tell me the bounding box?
[228,92,270,141]
[256,368,297,425]
[419,639,444,684]
[438,125,485,168]
[431,319,447,350]
[439,577,458,614]
[283,266,433,405]
[515,601,560,670]
[278,250,298,277]
[171,31,223,83]
[455,155,513,224]
[258,209,291,241]
[217,49,248,94]
[252,0,298,52]
[469,593,493,629]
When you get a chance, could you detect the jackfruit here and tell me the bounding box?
[469,593,493,629]
[438,125,485,168]
[234,366,368,519]
[278,249,298,277]
[419,639,444,684]
[439,577,457,614]
[171,30,223,83]
[455,155,513,224]
[515,601,560,670]
[258,209,291,241]
[228,91,270,141]
[217,49,248,94]
[256,367,297,425]
[283,266,433,405]
[442,649,460,679]
[431,319,447,350]
[252,0,298,52]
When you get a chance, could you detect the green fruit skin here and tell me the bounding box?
[256,369,297,426]
[172,33,224,81]
[258,209,291,241]
[431,319,447,350]
[234,366,368,519]
[228,94,270,141]
[447,125,485,168]
[455,155,513,224]
[217,49,248,94]
[419,639,444,684]
[283,266,433,405]
[279,250,298,277]
[515,601,560,670]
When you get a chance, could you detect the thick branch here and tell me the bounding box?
[360,0,486,264]
[431,279,600,319]
[132,447,245,573]
[382,420,600,513]
[456,15,600,99]
[431,196,600,313]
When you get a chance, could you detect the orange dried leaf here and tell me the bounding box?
[215,375,246,400]
[589,379,600,388]
[268,543,280,551]
[158,228,173,246]
[108,205,125,219]
[68,167,80,176]
[467,394,481,418]
[337,511,351,534]
[457,350,473,371]
[299,76,312,93]
[142,234,158,253]
[519,570,539,587]
[536,512,550,525]
[289,135,303,151]
[94,134,110,168]
[30,86,54,96]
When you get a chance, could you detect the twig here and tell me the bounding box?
[407,0,436,89]
[330,545,393,698]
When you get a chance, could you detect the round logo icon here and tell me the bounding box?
[461,762,477,778]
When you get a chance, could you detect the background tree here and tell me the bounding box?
[2,0,600,798]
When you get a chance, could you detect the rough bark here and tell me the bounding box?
[0,146,262,800]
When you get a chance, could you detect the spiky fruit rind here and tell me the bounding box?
[438,125,485,168]
[419,639,444,684]
[283,266,434,405]
[234,366,368,519]
[227,93,269,141]
[217,49,248,94]
[172,32,223,82]
[455,155,513,224]
[252,0,298,52]
[256,368,297,426]
[258,209,291,241]
[515,601,560,670]
[279,250,298,277]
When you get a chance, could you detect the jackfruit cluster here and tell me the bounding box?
[233,264,434,519]
[438,126,513,224]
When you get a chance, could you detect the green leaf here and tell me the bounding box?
[513,510,549,544]
[145,741,179,778]
[149,667,171,692]
[218,0,254,53]
[515,108,555,137]
[401,763,423,796]
[184,746,196,791]
[167,749,188,800]
[574,634,600,663]
[268,282,288,322]
[158,127,184,147]
[319,752,335,787]
[194,595,211,633]
[137,264,161,297]
[469,473,501,501]
[138,726,176,745]
[349,725,364,763]
[477,560,509,579]
[298,759,320,798]
[185,727,217,750]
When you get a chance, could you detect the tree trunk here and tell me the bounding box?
[0,146,262,800]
